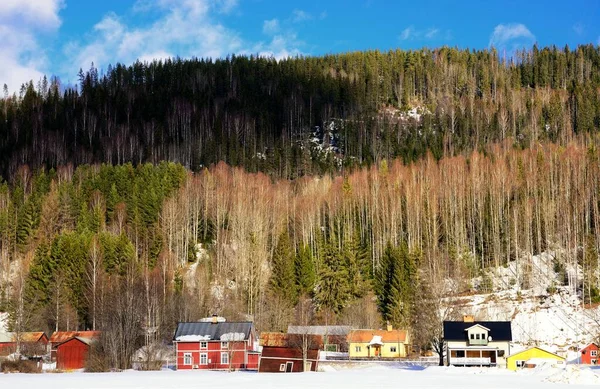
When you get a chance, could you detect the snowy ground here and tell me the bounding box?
[1,365,600,388]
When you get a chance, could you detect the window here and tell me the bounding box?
[592,359,597,365]
[475,334,480,340]
[183,353,192,365]
[591,350,598,357]
[355,346,362,353]
[200,353,208,365]
[221,352,229,365]
[390,346,397,353]
[200,341,208,349]
[470,333,474,339]
[516,360,525,368]
[221,341,229,349]
[279,364,286,372]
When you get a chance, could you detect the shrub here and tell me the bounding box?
[0,360,42,373]
[85,342,110,373]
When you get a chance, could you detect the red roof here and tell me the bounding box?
[260,332,323,349]
[50,331,101,344]
[0,332,47,343]
[580,343,599,352]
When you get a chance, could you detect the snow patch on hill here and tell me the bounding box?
[446,252,600,354]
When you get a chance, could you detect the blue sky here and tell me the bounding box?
[1,0,599,92]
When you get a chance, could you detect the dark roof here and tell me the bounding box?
[173,322,254,341]
[443,321,512,342]
[287,325,353,336]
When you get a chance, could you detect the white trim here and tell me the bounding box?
[464,324,491,332]
[221,352,229,365]
[200,353,208,365]
[183,352,192,365]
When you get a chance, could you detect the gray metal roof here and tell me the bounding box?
[287,325,354,336]
[173,322,254,341]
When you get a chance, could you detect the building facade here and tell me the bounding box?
[173,318,259,371]
[347,326,410,359]
[443,317,512,367]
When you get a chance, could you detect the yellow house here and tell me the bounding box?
[347,326,410,359]
[506,347,566,371]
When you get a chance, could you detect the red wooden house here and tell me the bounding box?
[258,332,322,373]
[56,337,97,370]
[173,317,259,371]
[49,331,101,361]
[580,343,599,365]
[0,332,48,358]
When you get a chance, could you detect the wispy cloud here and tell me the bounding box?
[63,0,243,80]
[399,26,447,41]
[572,22,584,36]
[0,0,63,91]
[292,9,312,23]
[262,18,280,35]
[489,23,535,49]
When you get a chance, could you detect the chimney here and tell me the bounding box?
[386,321,393,332]
[463,315,474,323]
[211,314,218,324]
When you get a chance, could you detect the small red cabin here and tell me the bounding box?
[580,343,599,365]
[258,332,322,373]
[50,331,101,361]
[56,337,95,370]
[173,317,259,371]
[0,332,48,357]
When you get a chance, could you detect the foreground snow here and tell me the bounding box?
[2,365,600,388]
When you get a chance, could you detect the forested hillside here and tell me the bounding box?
[1,45,600,369]
[1,45,599,179]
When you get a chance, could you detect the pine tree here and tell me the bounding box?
[269,231,298,304]
[295,243,316,295]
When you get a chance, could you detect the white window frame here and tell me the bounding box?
[200,341,208,349]
[390,346,397,353]
[355,346,361,353]
[591,350,598,357]
[516,360,525,368]
[200,353,208,365]
[221,352,229,365]
[279,363,285,372]
[221,341,229,349]
[183,352,192,365]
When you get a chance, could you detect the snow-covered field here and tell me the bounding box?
[1,365,600,388]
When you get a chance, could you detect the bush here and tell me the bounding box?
[85,342,110,372]
[1,360,42,373]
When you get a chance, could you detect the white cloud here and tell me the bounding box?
[252,33,303,60]
[0,0,63,29]
[399,26,414,41]
[489,23,535,48]
[572,22,584,36]
[63,0,244,79]
[263,18,280,35]
[399,26,445,41]
[425,28,439,39]
[0,0,63,92]
[292,9,312,23]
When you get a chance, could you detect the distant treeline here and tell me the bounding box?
[1,45,599,179]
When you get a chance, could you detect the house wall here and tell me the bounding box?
[175,340,251,370]
[446,341,511,367]
[56,339,90,370]
[259,347,319,372]
[581,345,599,365]
[348,342,407,358]
[506,348,565,371]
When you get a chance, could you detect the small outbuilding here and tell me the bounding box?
[50,331,101,361]
[259,332,321,373]
[506,346,565,371]
[56,337,96,370]
[579,343,599,365]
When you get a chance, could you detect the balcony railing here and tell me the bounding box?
[451,357,491,366]
[469,339,488,346]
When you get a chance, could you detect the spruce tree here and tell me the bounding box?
[269,231,298,304]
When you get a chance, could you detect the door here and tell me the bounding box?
[285,361,293,372]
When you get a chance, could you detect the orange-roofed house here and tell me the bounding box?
[347,325,410,359]
[49,331,101,361]
[0,332,48,357]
